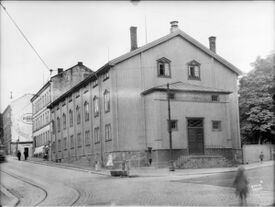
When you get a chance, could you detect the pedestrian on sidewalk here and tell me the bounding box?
[259,152,264,163]
[233,166,249,206]
[17,150,21,161]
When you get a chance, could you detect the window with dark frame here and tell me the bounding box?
[211,95,219,102]
[85,130,90,145]
[168,120,178,131]
[77,133,82,147]
[105,124,111,141]
[64,137,67,150]
[76,106,81,124]
[188,60,200,80]
[69,110,73,127]
[157,57,171,77]
[94,127,100,143]
[57,117,60,132]
[84,101,89,121]
[212,120,222,131]
[93,96,99,117]
[62,113,66,130]
[70,135,74,149]
[104,90,110,113]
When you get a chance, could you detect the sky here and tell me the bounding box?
[1,1,274,112]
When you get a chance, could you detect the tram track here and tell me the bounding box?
[0,170,48,206]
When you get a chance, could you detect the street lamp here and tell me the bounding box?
[167,83,175,171]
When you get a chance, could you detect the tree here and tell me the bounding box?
[239,54,274,144]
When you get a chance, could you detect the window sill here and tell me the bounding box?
[95,141,100,144]
[70,147,74,149]
[158,75,171,78]
[93,85,98,88]
[104,110,110,114]
[188,77,200,81]
[85,144,91,146]
[105,139,112,142]
[103,77,109,81]
[78,146,82,148]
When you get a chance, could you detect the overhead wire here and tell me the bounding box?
[0,2,50,72]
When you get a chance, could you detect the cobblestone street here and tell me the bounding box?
[0,157,274,206]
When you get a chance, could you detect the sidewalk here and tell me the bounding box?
[22,156,274,178]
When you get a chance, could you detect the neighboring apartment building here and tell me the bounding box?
[31,62,93,158]
[2,94,33,156]
[48,21,242,167]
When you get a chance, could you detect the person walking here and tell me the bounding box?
[24,150,28,160]
[233,166,249,206]
[259,152,264,163]
[17,150,21,161]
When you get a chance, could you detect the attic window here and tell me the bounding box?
[103,72,109,81]
[157,57,171,78]
[188,60,200,80]
[93,79,98,88]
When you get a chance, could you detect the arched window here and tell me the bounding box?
[187,60,201,80]
[62,113,66,130]
[76,106,81,124]
[57,117,60,132]
[93,96,99,117]
[157,57,171,77]
[84,101,89,121]
[69,110,73,127]
[104,90,110,113]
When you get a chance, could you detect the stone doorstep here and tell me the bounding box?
[0,184,20,206]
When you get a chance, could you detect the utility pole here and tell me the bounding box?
[167,83,175,171]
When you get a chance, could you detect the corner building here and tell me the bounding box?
[48,22,242,167]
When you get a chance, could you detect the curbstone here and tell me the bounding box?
[0,184,20,206]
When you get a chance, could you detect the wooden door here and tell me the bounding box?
[187,118,204,155]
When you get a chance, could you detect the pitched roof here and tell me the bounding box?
[109,29,242,75]
[141,81,232,95]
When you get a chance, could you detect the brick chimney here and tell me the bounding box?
[170,21,179,33]
[57,68,63,74]
[209,36,216,53]
[78,61,83,66]
[130,26,138,51]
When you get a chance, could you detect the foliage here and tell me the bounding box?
[239,54,274,144]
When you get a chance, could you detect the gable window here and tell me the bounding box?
[211,95,219,102]
[168,120,178,131]
[62,113,66,130]
[76,106,81,124]
[57,117,60,132]
[157,57,171,78]
[85,130,90,145]
[104,90,110,113]
[188,60,200,80]
[105,124,111,141]
[212,120,222,131]
[94,127,100,143]
[84,101,89,121]
[93,96,99,117]
[69,110,73,127]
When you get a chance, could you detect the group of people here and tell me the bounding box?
[16,150,28,161]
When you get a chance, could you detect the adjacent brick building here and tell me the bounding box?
[31,62,93,158]
[48,22,242,167]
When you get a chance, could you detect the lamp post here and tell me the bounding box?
[167,83,175,171]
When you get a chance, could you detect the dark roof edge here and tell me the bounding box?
[48,64,111,109]
[31,81,51,102]
[141,88,232,96]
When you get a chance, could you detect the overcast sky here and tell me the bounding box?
[1,1,274,112]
